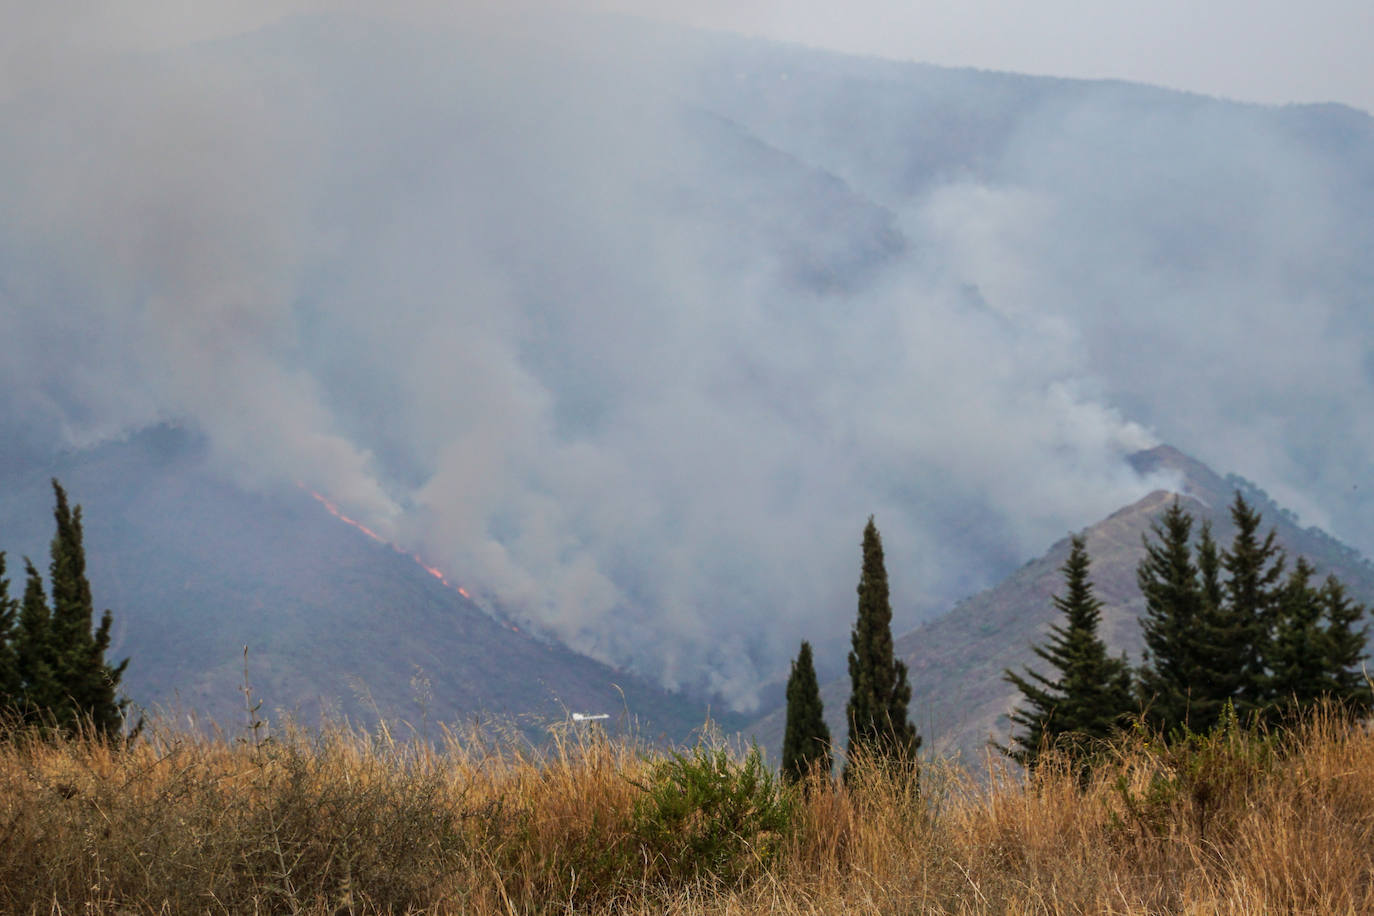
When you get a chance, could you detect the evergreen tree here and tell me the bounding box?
[1315,576,1369,714]
[1264,557,1326,721]
[1136,501,1204,733]
[845,516,919,778]
[1190,520,1249,727]
[15,559,59,723]
[0,553,20,712]
[44,480,128,736]
[1004,535,1134,768]
[780,640,832,784]
[1222,492,1285,716]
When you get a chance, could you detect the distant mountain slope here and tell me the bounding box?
[0,428,728,743]
[746,446,1374,764]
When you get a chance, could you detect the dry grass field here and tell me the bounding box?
[3,708,1373,914]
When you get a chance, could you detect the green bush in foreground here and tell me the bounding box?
[631,743,794,889]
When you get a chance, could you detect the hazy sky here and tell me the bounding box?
[643,0,1374,113]
[7,1,1372,112]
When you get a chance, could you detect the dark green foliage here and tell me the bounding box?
[845,516,919,778]
[15,559,59,722]
[780,640,831,784]
[631,743,793,888]
[1,481,130,737]
[0,554,19,710]
[1316,576,1370,713]
[1136,501,1205,732]
[1004,535,1134,768]
[1264,558,1327,720]
[1222,492,1286,714]
[1136,492,1363,737]
[1109,703,1277,844]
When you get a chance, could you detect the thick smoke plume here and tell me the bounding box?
[2,8,1369,708]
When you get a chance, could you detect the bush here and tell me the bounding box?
[1108,705,1278,844]
[630,742,794,889]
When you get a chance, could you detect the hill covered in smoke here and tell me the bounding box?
[2,11,1371,709]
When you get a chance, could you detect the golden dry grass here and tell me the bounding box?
[3,710,1374,914]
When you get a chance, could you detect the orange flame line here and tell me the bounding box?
[302,485,477,605]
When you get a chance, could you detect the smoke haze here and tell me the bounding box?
[3,9,1370,707]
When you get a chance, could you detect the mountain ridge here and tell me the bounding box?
[746,445,1374,763]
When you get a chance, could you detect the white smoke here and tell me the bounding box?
[2,8,1368,709]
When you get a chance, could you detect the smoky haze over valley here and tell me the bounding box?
[2,7,1372,710]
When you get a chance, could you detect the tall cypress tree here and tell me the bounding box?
[1136,501,1204,733]
[45,480,128,737]
[780,640,832,784]
[15,559,59,723]
[845,516,919,777]
[1004,535,1134,768]
[1222,492,1285,717]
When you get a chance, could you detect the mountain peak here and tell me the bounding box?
[1128,444,1232,508]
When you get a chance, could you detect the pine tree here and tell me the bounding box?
[1004,535,1133,768]
[780,640,832,784]
[1315,576,1369,715]
[0,553,21,713]
[1190,520,1248,727]
[1222,492,1285,717]
[845,516,919,778]
[1264,557,1326,721]
[1136,501,1204,733]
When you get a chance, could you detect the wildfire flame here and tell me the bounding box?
[301,484,525,637]
[303,487,483,605]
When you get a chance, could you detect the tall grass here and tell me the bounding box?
[3,709,1374,913]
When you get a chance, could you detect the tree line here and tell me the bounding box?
[1004,492,1368,769]
[779,493,1370,784]
[0,480,130,737]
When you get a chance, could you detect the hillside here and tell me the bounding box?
[747,445,1374,763]
[0,427,729,743]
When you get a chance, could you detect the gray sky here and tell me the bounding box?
[6,1,1372,112]
[637,0,1374,113]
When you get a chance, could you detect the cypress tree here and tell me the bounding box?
[1136,501,1204,733]
[845,516,919,778]
[15,559,59,724]
[44,480,128,737]
[1004,535,1133,768]
[1222,492,1285,716]
[780,640,832,784]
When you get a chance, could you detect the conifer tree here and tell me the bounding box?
[1315,576,1369,714]
[845,516,919,777]
[0,553,20,712]
[15,559,59,723]
[780,640,832,784]
[1264,557,1326,721]
[1222,492,1285,716]
[1136,501,1204,733]
[1190,520,1249,727]
[44,480,128,736]
[1004,535,1133,768]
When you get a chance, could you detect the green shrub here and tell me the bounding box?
[631,743,794,889]
[1109,704,1277,843]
